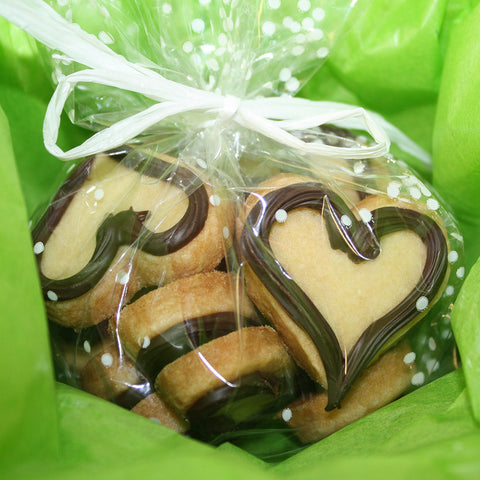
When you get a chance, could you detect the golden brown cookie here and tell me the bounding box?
[80,343,188,433]
[115,271,257,361]
[32,148,232,328]
[281,342,415,443]
[239,173,450,410]
[156,325,300,441]
[80,343,151,406]
[131,394,188,433]
[155,325,296,412]
[115,270,301,441]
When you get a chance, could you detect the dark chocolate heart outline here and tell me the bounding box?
[32,150,209,301]
[240,182,448,409]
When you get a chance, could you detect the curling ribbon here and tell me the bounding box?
[0,0,430,166]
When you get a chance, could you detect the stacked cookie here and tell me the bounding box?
[33,147,303,439]
[33,144,454,444]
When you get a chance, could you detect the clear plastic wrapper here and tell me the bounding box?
[6,0,464,456]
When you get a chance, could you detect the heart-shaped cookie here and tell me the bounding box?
[32,148,231,328]
[240,174,449,409]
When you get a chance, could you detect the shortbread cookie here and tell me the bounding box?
[156,326,300,441]
[131,394,188,433]
[115,270,302,440]
[116,271,259,367]
[155,326,296,412]
[81,343,151,406]
[32,148,231,328]
[281,342,415,443]
[239,174,449,409]
[81,344,188,432]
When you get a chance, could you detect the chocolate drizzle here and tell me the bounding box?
[136,312,261,383]
[32,151,209,301]
[187,371,301,442]
[240,182,448,410]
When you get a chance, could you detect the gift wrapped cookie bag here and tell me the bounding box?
[0,0,464,453]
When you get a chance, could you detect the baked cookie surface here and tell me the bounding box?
[239,174,449,409]
[115,270,303,440]
[33,148,231,328]
[81,343,188,432]
[116,271,257,360]
[282,342,415,443]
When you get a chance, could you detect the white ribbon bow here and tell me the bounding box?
[0,0,430,166]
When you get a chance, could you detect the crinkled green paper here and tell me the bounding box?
[433,1,480,271]
[452,258,480,421]
[0,89,59,473]
[1,1,480,479]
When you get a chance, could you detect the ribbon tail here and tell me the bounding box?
[368,113,432,171]
[44,101,214,161]
[236,108,390,160]
[247,97,431,168]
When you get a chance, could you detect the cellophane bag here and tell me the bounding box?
[10,0,464,458]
